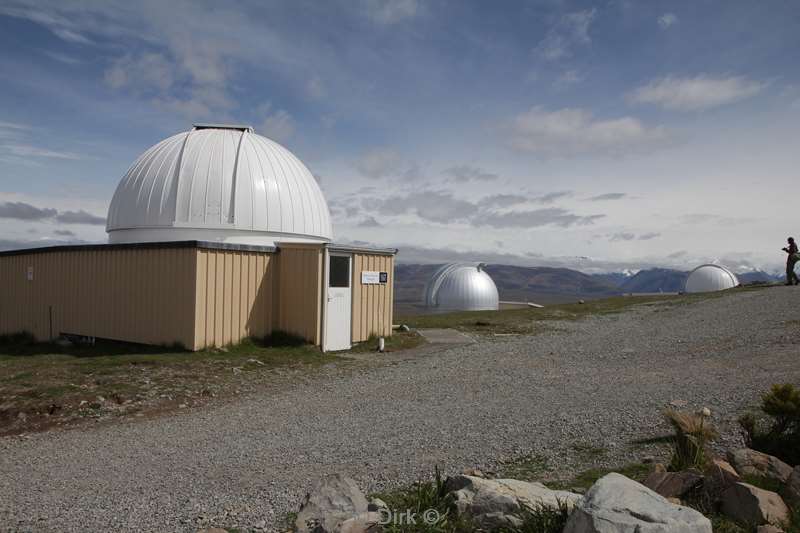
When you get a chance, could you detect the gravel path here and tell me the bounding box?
[2,287,799,532]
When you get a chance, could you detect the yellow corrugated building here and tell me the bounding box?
[0,125,396,351]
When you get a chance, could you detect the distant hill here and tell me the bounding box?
[394,263,781,312]
[483,264,619,299]
[591,272,636,287]
[737,270,782,284]
[394,263,620,307]
[617,268,688,293]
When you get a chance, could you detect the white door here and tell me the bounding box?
[324,253,352,351]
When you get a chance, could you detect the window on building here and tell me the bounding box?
[329,255,350,287]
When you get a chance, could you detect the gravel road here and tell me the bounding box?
[2,287,799,532]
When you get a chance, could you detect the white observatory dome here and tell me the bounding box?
[107,124,332,246]
[684,264,739,293]
[423,263,499,311]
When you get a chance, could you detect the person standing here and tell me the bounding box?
[782,237,799,285]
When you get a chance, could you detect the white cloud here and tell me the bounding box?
[355,147,403,179]
[629,75,766,111]
[306,76,327,100]
[534,9,596,61]
[257,104,296,142]
[507,106,669,157]
[362,0,418,24]
[658,13,679,30]
[554,69,584,87]
[104,53,175,92]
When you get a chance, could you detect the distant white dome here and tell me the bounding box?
[423,263,499,311]
[107,124,332,246]
[684,264,739,293]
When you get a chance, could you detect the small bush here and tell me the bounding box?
[739,383,800,466]
[664,409,717,471]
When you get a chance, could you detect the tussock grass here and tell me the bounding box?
[664,409,717,471]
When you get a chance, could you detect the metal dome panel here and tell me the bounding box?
[684,264,739,293]
[106,126,332,245]
[423,263,500,311]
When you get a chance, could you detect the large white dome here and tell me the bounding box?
[684,264,739,293]
[423,263,499,311]
[107,124,332,246]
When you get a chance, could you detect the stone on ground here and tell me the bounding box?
[295,474,369,533]
[563,473,712,533]
[445,475,582,529]
[336,512,383,533]
[704,459,741,499]
[756,526,785,533]
[720,482,790,526]
[643,470,703,498]
[727,449,793,483]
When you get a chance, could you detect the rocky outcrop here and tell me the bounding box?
[563,473,712,533]
[727,449,793,483]
[643,470,703,499]
[295,474,370,533]
[336,512,383,533]
[704,459,741,498]
[720,482,790,526]
[445,475,582,529]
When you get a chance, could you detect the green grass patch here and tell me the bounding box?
[498,454,550,482]
[348,331,426,354]
[562,463,651,491]
[570,443,607,460]
[397,292,726,336]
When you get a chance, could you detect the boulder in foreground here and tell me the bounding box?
[727,449,793,484]
[720,482,789,526]
[563,473,712,533]
[445,475,582,529]
[295,474,369,533]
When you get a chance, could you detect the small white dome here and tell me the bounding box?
[423,263,499,311]
[684,264,739,293]
[107,124,332,246]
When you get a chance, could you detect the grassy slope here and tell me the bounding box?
[396,290,740,336]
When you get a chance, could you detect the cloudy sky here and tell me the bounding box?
[0,0,798,273]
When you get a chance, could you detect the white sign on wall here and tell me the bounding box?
[361,271,388,285]
[361,271,380,284]
[26,266,34,281]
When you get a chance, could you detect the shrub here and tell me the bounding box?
[664,408,718,471]
[739,383,800,466]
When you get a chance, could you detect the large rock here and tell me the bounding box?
[704,459,742,499]
[727,449,793,483]
[563,473,712,533]
[295,474,369,533]
[756,526,785,533]
[643,470,704,498]
[784,466,800,506]
[336,512,383,533]
[720,482,790,526]
[445,475,582,528]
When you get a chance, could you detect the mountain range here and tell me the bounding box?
[393,263,782,307]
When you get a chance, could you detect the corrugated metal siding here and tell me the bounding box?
[277,245,322,344]
[351,253,394,342]
[193,249,275,349]
[0,248,196,347]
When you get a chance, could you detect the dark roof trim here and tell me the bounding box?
[0,240,276,257]
[326,243,398,256]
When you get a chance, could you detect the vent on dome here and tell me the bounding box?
[192,123,254,133]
